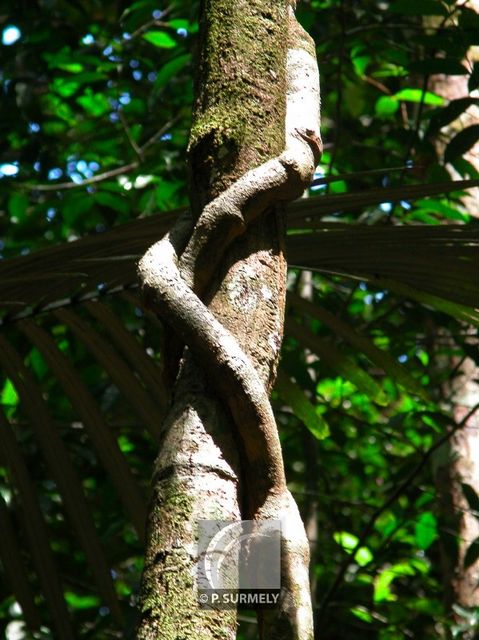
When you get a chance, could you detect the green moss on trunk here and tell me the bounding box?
[188,0,289,211]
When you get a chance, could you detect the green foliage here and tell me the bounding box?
[1,0,479,639]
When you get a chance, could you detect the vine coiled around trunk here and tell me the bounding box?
[138,5,321,639]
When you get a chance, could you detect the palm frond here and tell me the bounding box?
[0,492,41,631]
[0,406,74,639]
[288,224,479,314]
[1,179,478,320]
[0,334,124,621]
[286,318,387,404]
[55,308,165,442]
[288,293,427,399]
[18,320,148,538]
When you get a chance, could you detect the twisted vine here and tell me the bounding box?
[138,5,321,639]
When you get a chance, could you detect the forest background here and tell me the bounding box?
[2,0,479,638]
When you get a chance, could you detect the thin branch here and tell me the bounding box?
[140,116,180,153]
[127,5,174,41]
[119,110,143,159]
[26,162,140,192]
[311,164,418,187]
[24,117,178,192]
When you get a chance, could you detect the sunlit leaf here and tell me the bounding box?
[374,563,415,602]
[143,31,177,48]
[394,88,444,105]
[375,96,399,117]
[414,512,437,550]
[76,90,110,117]
[1,379,18,407]
[64,592,100,610]
[333,531,372,566]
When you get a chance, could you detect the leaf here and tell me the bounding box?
[19,320,147,538]
[394,88,444,105]
[275,369,330,440]
[461,483,479,515]
[287,223,479,313]
[414,512,437,550]
[8,193,29,220]
[288,293,428,400]
[143,31,177,48]
[64,591,101,610]
[287,318,387,405]
[288,178,479,218]
[0,407,74,638]
[413,198,468,222]
[3,191,479,318]
[63,192,94,224]
[0,333,123,622]
[55,308,164,442]
[52,78,80,97]
[94,191,130,215]
[333,531,372,566]
[428,99,479,135]
[445,125,479,164]
[334,531,358,550]
[375,96,399,118]
[155,54,191,88]
[76,90,110,117]
[464,538,479,568]
[1,378,19,407]
[0,494,40,630]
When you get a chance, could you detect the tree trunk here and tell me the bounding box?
[136,1,320,639]
[428,5,479,627]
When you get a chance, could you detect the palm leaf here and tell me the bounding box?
[55,308,165,442]
[1,179,478,320]
[288,224,479,315]
[286,318,387,404]
[0,492,41,631]
[0,407,74,639]
[288,293,428,399]
[18,320,147,538]
[0,334,124,621]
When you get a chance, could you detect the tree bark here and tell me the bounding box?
[427,7,479,625]
[136,1,320,639]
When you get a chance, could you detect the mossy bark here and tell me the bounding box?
[189,0,289,390]
[137,1,291,639]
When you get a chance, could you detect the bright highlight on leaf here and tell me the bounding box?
[143,32,177,48]
[414,512,437,550]
[394,89,444,106]
[333,531,373,567]
[1,379,19,407]
[64,591,100,609]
